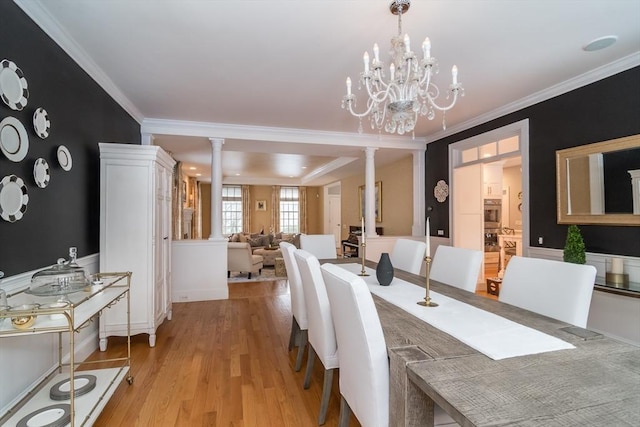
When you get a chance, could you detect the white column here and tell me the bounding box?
[365,147,378,238]
[411,149,426,236]
[141,132,154,146]
[209,138,224,240]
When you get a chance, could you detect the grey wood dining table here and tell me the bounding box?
[327,259,640,427]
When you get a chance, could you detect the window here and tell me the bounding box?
[280,186,299,233]
[222,185,242,235]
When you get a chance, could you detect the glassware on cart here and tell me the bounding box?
[27,247,92,303]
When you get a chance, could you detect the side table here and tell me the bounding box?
[486,277,502,296]
[275,257,287,277]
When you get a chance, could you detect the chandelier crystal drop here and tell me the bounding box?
[341,0,464,136]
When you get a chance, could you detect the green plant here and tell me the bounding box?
[563,225,586,264]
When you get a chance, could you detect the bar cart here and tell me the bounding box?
[0,270,133,426]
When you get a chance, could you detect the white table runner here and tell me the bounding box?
[337,264,574,360]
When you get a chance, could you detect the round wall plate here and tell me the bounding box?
[33,107,50,138]
[0,116,29,162]
[0,174,29,222]
[34,158,51,188]
[57,145,72,171]
[0,58,29,111]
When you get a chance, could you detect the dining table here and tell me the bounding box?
[325,258,640,427]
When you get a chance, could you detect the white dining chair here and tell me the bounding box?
[390,238,426,275]
[500,256,596,328]
[280,242,308,371]
[300,234,338,259]
[294,250,339,425]
[320,264,457,427]
[429,245,483,292]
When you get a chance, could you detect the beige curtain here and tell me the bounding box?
[271,185,281,233]
[242,185,251,232]
[299,186,307,234]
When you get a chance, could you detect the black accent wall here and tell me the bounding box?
[426,66,640,257]
[0,3,140,276]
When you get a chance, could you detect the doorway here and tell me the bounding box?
[324,182,342,249]
[449,119,530,289]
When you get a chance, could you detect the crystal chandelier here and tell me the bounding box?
[341,0,464,136]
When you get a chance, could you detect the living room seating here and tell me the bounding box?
[252,247,282,266]
[227,242,264,279]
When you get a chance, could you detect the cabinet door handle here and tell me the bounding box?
[163,237,169,240]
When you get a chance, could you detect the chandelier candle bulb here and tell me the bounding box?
[452,65,458,84]
[404,34,411,53]
[364,52,370,72]
[390,63,395,80]
[423,37,431,58]
[611,258,624,274]
[373,43,380,61]
[346,77,352,96]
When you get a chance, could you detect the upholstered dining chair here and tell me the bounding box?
[320,264,457,427]
[429,245,483,293]
[390,238,426,275]
[500,256,597,328]
[294,250,339,425]
[280,242,308,371]
[300,234,338,259]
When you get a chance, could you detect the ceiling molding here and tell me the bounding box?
[14,0,144,123]
[301,157,359,185]
[425,53,640,143]
[141,118,423,150]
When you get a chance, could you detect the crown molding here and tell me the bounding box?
[425,53,640,143]
[14,0,144,123]
[141,118,421,150]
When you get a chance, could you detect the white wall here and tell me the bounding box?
[172,240,228,302]
[0,254,100,416]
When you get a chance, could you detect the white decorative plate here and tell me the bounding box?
[33,107,50,138]
[0,116,29,162]
[0,174,29,222]
[434,179,449,202]
[0,59,29,111]
[33,158,50,188]
[16,404,71,427]
[57,145,72,171]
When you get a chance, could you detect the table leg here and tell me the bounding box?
[389,346,436,427]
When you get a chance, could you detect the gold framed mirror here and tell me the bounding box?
[556,134,640,226]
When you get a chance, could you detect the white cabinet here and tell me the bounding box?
[99,143,175,349]
[483,163,503,198]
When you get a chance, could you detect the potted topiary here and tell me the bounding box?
[563,225,586,264]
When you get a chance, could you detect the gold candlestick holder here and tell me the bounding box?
[358,241,369,276]
[417,256,438,307]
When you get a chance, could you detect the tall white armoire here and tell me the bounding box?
[99,143,175,349]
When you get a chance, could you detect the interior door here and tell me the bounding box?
[328,194,341,248]
[453,164,484,287]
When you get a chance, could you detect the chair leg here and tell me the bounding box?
[248,272,252,279]
[288,317,299,351]
[318,368,335,425]
[338,395,351,427]
[304,345,316,389]
[227,271,231,278]
[294,329,308,372]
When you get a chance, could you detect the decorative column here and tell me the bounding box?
[412,149,426,236]
[209,138,224,240]
[364,147,378,238]
[141,132,154,146]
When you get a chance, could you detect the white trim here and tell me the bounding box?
[141,118,419,150]
[426,53,640,144]
[448,119,530,258]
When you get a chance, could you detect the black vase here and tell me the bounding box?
[376,252,394,286]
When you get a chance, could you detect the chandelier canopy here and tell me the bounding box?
[341,0,464,136]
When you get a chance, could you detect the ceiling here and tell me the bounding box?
[15,0,640,185]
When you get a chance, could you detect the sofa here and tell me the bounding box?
[228,232,301,253]
[227,242,264,279]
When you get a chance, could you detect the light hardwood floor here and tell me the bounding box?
[87,279,359,426]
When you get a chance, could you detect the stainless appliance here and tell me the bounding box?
[484,199,502,229]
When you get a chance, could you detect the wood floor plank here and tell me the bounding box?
[89,279,359,426]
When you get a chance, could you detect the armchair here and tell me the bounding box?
[228,242,264,279]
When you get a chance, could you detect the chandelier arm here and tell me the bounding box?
[425,89,461,112]
[345,97,377,118]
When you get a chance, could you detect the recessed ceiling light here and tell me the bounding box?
[583,35,618,52]
[195,173,202,177]
[235,173,240,176]
[302,166,307,169]
[189,166,196,170]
